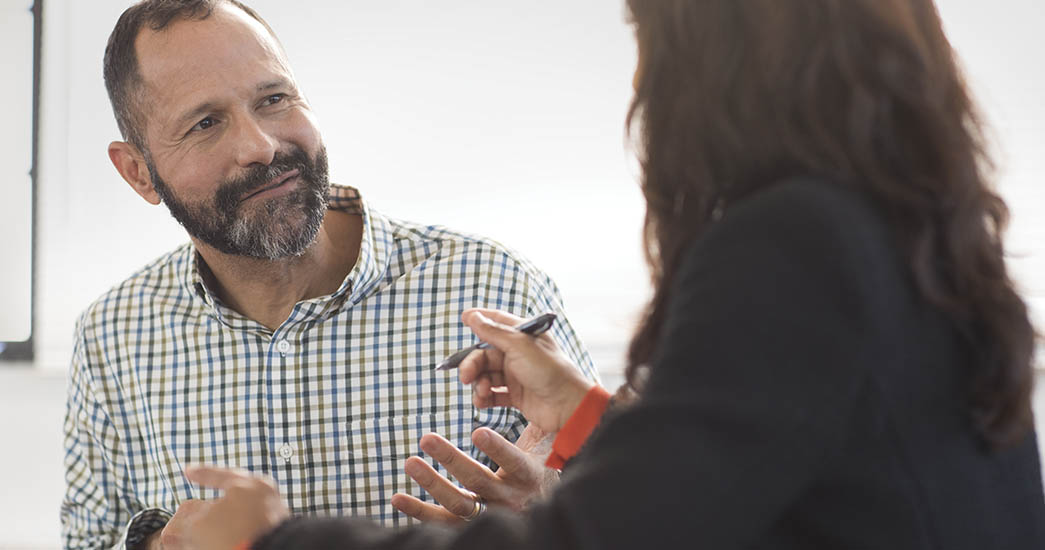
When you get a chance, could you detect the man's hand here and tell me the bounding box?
[141,499,214,550]
[391,423,559,524]
[183,466,290,550]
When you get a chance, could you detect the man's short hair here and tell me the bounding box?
[102,0,277,152]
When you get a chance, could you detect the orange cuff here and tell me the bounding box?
[233,542,252,550]
[545,386,611,470]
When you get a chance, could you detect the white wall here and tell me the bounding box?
[34,0,646,380]
[937,0,1045,341]
[29,0,1045,381]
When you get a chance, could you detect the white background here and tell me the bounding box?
[0,1,1042,548]
[17,0,1045,375]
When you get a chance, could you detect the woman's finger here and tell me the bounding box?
[473,374,495,408]
[459,347,494,385]
[402,456,482,519]
[418,434,510,503]
[488,371,506,389]
[390,493,462,525]
[462,308,526,327]
[471,427,538,485]
[491,393,513,408]
[461,311,534,355]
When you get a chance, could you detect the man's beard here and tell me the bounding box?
[148,146,331,260]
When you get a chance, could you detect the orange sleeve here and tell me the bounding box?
[545,386,612,470]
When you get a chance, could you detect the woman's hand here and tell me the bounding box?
[459,309,597,434]
[183,466,290,550]
[390,424,559,523]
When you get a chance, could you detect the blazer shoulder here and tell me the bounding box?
[706,178,899,272]
[728,178,886,238]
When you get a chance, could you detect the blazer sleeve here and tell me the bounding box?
[252,180,900,550]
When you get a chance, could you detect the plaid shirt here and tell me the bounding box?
[61,185,597,550]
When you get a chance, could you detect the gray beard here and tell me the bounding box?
[147,146,331,260]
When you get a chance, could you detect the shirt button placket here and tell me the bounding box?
[278,443,294,462]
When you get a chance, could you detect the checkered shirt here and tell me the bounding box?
[61,185,597,550]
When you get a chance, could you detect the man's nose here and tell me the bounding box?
[233,116,278,168]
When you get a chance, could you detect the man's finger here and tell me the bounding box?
[173,498,212,515]
[471,428,538,484]
[390,493,462,525]
[185,465,253,490]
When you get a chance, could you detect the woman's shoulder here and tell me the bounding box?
[723,177,886,242]
[692,177,902,287]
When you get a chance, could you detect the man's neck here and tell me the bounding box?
[193,210,363,331]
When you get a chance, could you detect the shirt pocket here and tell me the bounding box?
[343,410,473,526]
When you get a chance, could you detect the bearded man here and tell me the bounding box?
[60,2,595,549]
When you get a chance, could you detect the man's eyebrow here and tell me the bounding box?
[257,79,291,92]
[173,101,220,131]
[170,80,292,132]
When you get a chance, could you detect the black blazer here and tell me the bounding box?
[256,180,1045,549]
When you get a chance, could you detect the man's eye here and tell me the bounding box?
[264,94,285,106]
[192,117,217,132]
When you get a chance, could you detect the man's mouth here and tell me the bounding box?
[240,169,300,203]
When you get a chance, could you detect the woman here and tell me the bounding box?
[187,0,1045,548]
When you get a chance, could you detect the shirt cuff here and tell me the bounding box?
[121,508,173,550]
[545,385,611,470]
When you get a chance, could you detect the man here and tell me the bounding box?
[60,1,596,549]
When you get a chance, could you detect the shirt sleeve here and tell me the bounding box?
[524,268,601,387]
[121,509,173,550]
[61,316,171,550]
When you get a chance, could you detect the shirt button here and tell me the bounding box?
[276,339,292,354]
[279,444,294,461]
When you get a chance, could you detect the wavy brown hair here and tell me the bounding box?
[624,0,1036,449]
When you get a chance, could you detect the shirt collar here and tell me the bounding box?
[176,184,393,317]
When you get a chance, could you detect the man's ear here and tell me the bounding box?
[108,141,161,205]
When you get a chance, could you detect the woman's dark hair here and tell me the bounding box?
[624,0,1036,450]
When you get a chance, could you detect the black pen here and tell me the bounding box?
[434,313,557,371]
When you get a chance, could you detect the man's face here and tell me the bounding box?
[134,4,329,259]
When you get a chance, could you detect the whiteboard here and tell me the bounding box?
[0,1,34,343]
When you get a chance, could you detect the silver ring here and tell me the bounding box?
[462,496,486,521]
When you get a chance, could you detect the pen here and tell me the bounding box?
[434,312,557,371]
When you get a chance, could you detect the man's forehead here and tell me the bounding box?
[134,4,280,74]
[132,4,292,128]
